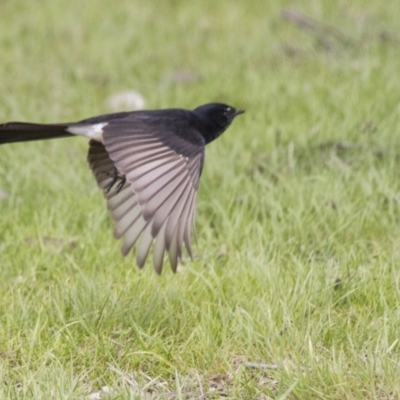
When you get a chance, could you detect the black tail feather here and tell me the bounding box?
[0,122,73,144]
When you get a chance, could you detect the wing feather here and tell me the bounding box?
[87,116,204,273]
[152,222,168,274]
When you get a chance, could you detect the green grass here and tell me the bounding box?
[1,0,400,398]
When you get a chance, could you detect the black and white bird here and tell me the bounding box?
[0,103,244,273]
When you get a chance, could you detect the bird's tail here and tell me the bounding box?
[0,122,73,145]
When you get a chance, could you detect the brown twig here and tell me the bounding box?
[281,9,352,47]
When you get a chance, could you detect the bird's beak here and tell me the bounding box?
[233,109,245,117]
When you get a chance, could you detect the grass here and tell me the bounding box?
[1,0,400,398]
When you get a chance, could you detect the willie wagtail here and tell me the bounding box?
[0,103,244,273]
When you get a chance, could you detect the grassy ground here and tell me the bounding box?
[1,1,400,398]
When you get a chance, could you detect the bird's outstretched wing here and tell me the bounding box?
[87,118,205,273]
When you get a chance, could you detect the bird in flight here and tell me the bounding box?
[0,103,244,273]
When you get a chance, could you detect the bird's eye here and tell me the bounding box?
[224,107,232,117]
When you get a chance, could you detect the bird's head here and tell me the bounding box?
[193,103,244,144]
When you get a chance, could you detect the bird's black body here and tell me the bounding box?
[0,103,244,273]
